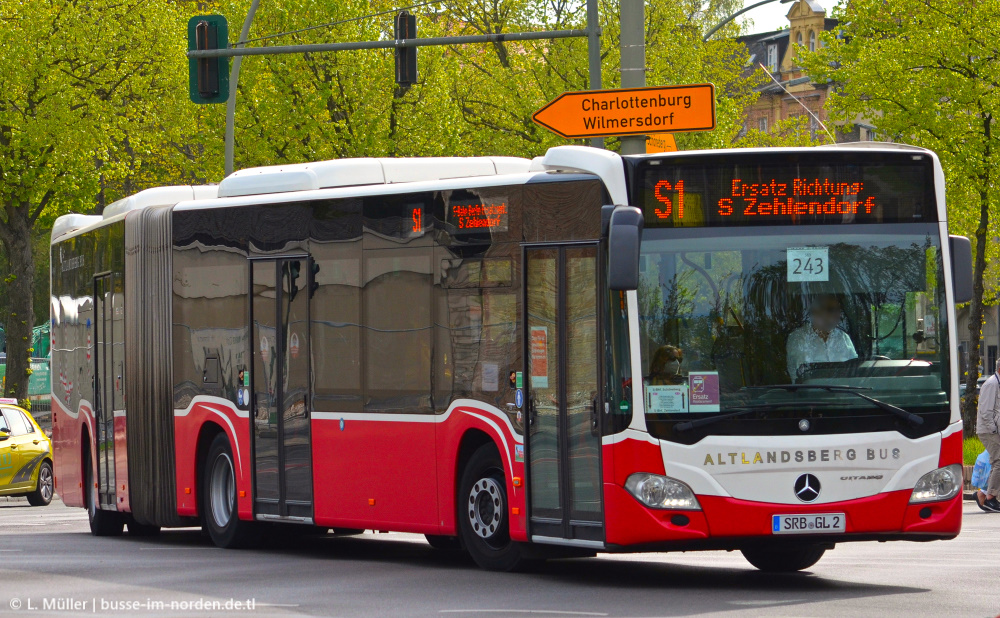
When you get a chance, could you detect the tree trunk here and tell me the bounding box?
[963,115,994,436]
[0,203,36,406]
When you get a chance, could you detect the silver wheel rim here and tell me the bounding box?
[210,451,235,529]
[39,465,53,502]
[467,477,503,540]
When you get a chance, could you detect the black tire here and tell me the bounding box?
[127,520,161,537]
[85,453,123,537]
[202,433,257,548]
[26,461,53,507]
[458,443,524,571]
[741,545,826,572]
[425,534,463,551]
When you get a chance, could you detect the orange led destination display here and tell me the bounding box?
[637,154,935,227]
[447,199,509,233]
[532,84,716,139]
[716,178,876,218]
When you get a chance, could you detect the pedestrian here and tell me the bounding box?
[976,359,1000,512]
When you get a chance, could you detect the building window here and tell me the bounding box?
[758,116,768,132]
[809,31,817,52]
[797,32,803,47]
[767,44,778,71]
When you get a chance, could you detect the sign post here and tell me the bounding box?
[532,84,715,140]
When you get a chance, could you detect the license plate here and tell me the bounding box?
[772,513,845,535]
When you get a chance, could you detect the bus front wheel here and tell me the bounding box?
[741,545,826,572]
[458,444,524,571]
[203,434,257,548]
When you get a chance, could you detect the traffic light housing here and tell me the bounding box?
[286,260,301,302]
[188,15,230,104]
[394,11,418,88]
[309,262,321,298]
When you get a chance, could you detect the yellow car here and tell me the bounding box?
[0,398,53,506]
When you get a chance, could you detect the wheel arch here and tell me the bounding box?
[80,424,92,497]
[455,429,503,505]
[194,421,226,521]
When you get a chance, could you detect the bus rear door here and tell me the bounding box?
[524,243,604,546]
[93,273,116,511]
[250,257,313,521]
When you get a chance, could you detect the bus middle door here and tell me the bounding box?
[523,243,605,546]
[250,257,313,521]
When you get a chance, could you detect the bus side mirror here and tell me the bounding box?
[0,431,8,442]
[608,206,643,291]
[949,235,973,304]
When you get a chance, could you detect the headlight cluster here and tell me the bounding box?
[624,473,701,510]
[909,464,963,504]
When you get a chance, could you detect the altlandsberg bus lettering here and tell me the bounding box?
[49,145,969,572]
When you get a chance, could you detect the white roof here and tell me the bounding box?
[102,185,218,219]
[217,156,533,198]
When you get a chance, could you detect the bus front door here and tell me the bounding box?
[524,244,604,545]
[250,257,313,521]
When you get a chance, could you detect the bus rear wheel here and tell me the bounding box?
[203,433,257,548]
[741,545,826,572]
[458,444,524,571]
[85,456,123,537]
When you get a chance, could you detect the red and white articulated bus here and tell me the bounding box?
[50,144,970,572]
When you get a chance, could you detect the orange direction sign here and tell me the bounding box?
[532,84,716,139]
[646,133,678,153]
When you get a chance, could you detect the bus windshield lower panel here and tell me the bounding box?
[637,224,950,444]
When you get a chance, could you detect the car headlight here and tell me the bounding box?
[909,464,963,504]
[624,473,701,510]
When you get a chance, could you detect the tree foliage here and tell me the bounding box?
[0,0,190,401]
[1,0,773,402]
[800,0,1000,430]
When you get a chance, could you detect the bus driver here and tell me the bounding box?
[786,293,857,382]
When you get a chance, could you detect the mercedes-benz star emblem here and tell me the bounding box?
[794,474,821,503]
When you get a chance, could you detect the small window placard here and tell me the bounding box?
[787,247,829,282]
[646,385,688,414]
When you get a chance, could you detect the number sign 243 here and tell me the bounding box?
[787,247,829,282]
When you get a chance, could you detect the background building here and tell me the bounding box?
[738,0,878,142]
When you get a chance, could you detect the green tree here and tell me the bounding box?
[0,0,190,402]
[800,0,1000,432]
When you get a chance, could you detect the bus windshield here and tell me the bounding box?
[637,223,950,442]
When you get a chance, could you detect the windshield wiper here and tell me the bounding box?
[748,384,924,426]
[674,401,837,432]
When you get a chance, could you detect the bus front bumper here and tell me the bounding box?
[602,483,961,552]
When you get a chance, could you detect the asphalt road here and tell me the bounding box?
[0,497,997,617]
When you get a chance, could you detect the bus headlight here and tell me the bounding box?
[624,473,701,510]
[909,464,963,504]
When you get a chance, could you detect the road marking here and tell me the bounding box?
[138,547,216,551]
[0,549,22,552]
[257,603,302,608]
[438,609,607,616]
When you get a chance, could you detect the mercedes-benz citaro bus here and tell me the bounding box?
[50,143,970,572]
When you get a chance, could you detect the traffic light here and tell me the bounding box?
[309,262,321,299]
[286,261,301,302]
[394,11,418,88]
[188,15,230,104]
